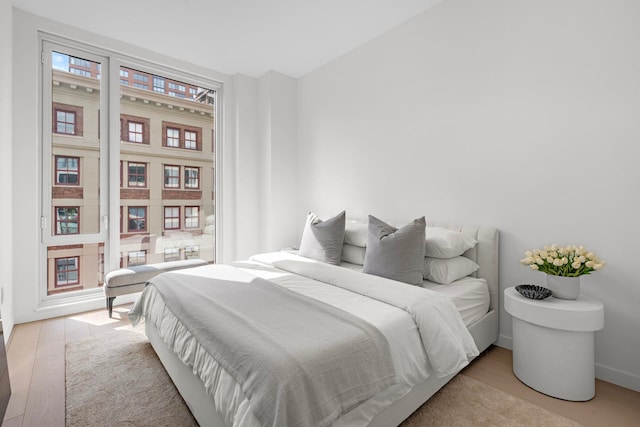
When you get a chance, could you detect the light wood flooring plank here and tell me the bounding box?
[21,353,65,427]
[34,318,65,360]
[464,346,640,427]
[63,316,90,345]
[1,414,23,427]
[4,322,40,421]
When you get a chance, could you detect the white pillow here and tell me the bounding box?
[341,243,366,265]
[424,227,477,259]
[423,256,480,284]
[344,218,368,247]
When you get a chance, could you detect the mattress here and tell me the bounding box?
[340,262,490,326]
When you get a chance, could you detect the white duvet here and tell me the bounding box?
[138,252,479,427]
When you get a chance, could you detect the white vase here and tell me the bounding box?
[546,275,581,300]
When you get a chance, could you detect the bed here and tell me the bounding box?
[129,222,499,427]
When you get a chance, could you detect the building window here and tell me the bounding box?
[164,248,180,262]
[70,68,91,77]
[53,103,83,136]
[153,76,165,92]
[189,87,197,96]
[128,122,143,143]
[185,246,200,259]
[55,257,80,286]
[128,250,147,267]
[164,206,180,230]
[166,128,180,147]
[185,206,199,228]
[185,131,197,150]
[55,207,79,235]
[162,122,202,151]
[128,206,147,232]
[127,163,146,187]
[55,156,79,185]
[133,83,148,90]
[121,114,150,144]
[120,79,129,85]
[164,165,180,188]
[133,73,148,82]
[120,69,129,78]
[184,167,199,189]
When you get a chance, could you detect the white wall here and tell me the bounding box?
[11,9,239,322]
[1,0,15,341]
[257,71,299,253]
[297,0,640,391]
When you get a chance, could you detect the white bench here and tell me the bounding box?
[104,259,208,317]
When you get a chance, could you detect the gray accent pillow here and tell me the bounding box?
[363,215,426,285]
[298,211,346,265]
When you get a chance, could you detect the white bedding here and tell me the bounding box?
[134,253,479,427]
[340,261,490,326]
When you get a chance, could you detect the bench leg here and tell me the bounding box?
[106,296,116,318]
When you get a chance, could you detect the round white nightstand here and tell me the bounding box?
[504,286,604,401]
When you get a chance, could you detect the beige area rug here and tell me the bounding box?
[66,327,198,427]
[67,329,581,427]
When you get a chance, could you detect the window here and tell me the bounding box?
[185,131,197,150]
[162,122,201,150]
[184,167,199,189]
[127,163,146,187]
[164,206,180,229]
[121,115,149,144]
[127,122,142,143]
[133,73,148,82]
[70,68,91,77]
[55,257,80,286]
[55,111,75,135]
[166,128,180,147]
[185,206,199,228]
[43,42,218,303]
[189,88,197,96]
[164,165,180,188]
[185,246,199,259]
[55,207,79,235]
[153,76,165,92]
[55,156,79,185]
[128,250,147,267]
[128,206,147,232]
[164,248,180,262]
[70,57,91,68]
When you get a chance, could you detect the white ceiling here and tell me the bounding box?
[11,0,442,78]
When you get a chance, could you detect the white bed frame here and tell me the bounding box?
[145,224,500,427]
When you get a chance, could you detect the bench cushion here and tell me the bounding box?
[104,259,208,297]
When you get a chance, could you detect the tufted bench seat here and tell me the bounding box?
[104,258,208,317]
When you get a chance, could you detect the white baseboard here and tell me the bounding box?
[595,363,640,392]
[494,334,639,392]
[495,334,512,350]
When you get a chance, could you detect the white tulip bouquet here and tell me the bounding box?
[520,244,605,277]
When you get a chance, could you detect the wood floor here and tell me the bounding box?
[3,304,640,427]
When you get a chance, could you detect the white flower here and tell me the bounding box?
[521,244,604,277]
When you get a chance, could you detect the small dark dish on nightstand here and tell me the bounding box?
[515,284,552,300]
